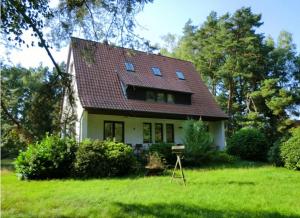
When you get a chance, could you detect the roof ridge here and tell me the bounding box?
[70,37,194,65]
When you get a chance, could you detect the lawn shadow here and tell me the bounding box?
[184,160,269,171]
[112,202,300,218]
[187,180,256,186]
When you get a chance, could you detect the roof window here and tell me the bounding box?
[152,67,162,76]
[176,71,185,80]
[125,62,135,72]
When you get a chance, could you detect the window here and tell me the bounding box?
[155,123,163,143]
[125,62,135,72]
[166,124,174,143]
[143,123,152,143]
[167,94,174,103]
[104,121,124,142]
[156,93,165,103]
[146,91,155,102]
[152,67,162,76]
[176,71,185,80]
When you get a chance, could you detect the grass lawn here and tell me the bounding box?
[1,159,300,218]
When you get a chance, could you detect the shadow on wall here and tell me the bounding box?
[112,202,300,218]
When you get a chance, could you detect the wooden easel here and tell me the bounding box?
[171,146,186,186]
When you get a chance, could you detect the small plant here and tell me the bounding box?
[73,139,135,178]
[148,143,176,165]
[182,120,214,165]
[15,135,77,180]
[146,152,166,170]
[280,127,300,170]
[227,127,268,161]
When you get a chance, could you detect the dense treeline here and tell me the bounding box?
[160,7,300,145]
[0,65,70,157]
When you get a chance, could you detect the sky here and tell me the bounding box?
[2,0,300,68]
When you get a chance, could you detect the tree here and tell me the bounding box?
[164,8,269,132]
[1,65,65,142]
[161,8,299,144]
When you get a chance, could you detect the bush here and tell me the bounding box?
[15,135,77,180]
[209,151,238,164]
[182,120,214,166]
[149,143,176,165]
[146,152,166,170]
[74,139,135,178]
[227,127,268,161]
[268,138,286,166]
[280,127,300,170]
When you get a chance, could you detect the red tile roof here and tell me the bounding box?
[71,37,228,119]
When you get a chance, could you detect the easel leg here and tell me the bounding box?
[178,156,186,186]
[171,156,179,182]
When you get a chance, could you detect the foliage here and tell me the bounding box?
[148,143,176,165]
[267,137,287,166]
[280,128,300,170]
[74,139,135,178]
[0,129,27,159]
[227,127,268,161]
[1,0,154,50]
[182,120,214,165]
[160,7,300,144]
[145,152,166,170]
[15,135,77,180]
[1,65,68,143]
[208,151,238,164]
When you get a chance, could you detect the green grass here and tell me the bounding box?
[1,160,300,218]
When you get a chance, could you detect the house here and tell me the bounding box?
[63,37,228,149]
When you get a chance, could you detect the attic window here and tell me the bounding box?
[176,71,185,80]
[125,62,135,72]
[152,67,162,76]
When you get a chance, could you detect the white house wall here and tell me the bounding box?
[85,113,225,149]
[87,114,183,148]
[207,121,225,150]
[64,49,84,141]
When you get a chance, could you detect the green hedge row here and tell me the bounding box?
[15,136,135,180]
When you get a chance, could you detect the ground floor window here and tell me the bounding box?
[143,123,152,143]
[104,121,124,142]
[155,123,163,143]
[166,124,174,143]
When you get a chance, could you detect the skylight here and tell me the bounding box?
[151,67,162,76]
[176,71,185,80]
[125,62,135,72]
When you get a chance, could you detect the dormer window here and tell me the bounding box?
[176,71,185,80]
[152,67,162,76]
[125,62,135,72]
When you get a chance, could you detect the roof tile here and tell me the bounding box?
[71,37,227,119]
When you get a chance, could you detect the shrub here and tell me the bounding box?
[74,139,135,178]
[146,152,166,170]
[15,135,77,180]
[209,151,238,164]
[280,127,300,170]
[268,138,286,166]
[149,143,176,165]
[227,127,268,161]
[182,120,214,166]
